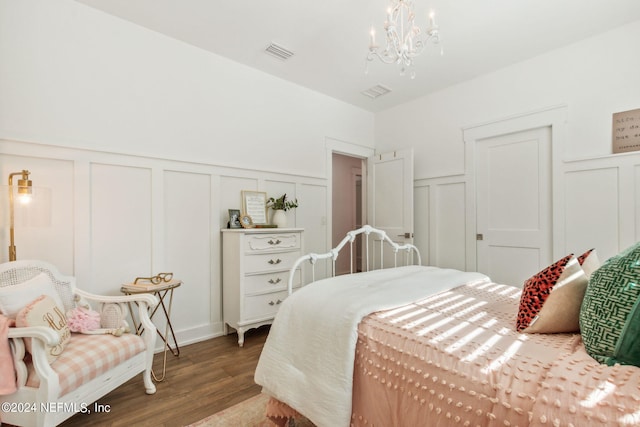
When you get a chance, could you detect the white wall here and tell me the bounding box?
[0,0,373,346]
[379,21,640,272]
[377,21,640,179]
[0,0,373,178]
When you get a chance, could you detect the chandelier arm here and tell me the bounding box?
[367,50,399,65]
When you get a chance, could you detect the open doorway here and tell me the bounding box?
[332,153,365,275]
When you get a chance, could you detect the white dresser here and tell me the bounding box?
[221,228,304,346]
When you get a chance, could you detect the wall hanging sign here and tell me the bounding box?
[612,108,640,154]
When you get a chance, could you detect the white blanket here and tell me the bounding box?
[254,265,490,427]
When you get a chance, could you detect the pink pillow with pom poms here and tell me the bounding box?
[66,306,101,333]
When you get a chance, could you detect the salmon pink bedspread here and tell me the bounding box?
[264,279,640,426]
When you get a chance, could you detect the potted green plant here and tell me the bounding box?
[267,193,298,227]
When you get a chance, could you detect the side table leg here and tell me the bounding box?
[152,287,179,382]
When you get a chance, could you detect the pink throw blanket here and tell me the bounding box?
[0,314,17,395]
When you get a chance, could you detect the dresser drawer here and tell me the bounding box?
[244,250,301,273]
[245,269,301,294]
[243,290,289,320]
[245,233,301,252]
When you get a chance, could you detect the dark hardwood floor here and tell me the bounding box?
[59,326,269,427]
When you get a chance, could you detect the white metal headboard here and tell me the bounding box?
[287,225,421,294]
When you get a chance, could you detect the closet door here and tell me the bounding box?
[475,127,552,286]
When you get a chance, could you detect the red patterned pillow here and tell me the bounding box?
[516,254,588,333]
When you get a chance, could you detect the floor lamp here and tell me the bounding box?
[8,170,33,261]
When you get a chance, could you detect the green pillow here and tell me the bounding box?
[580,242,640,366]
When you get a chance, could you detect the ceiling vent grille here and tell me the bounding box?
[265,43,294,60]
[361,84,392,99]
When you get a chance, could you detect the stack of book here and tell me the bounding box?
[121,279,181,292]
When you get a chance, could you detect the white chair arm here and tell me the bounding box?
[8,325,60,345]
[75,288,159,307]
[8,326,60,386]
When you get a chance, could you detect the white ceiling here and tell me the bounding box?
[74,0,640,112]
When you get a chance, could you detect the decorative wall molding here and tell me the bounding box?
[0,138,329,345]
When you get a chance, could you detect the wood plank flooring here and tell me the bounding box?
[59,326,269,427]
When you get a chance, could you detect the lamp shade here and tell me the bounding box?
[0,184,52,228]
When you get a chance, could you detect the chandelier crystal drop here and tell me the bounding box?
[366,0,442,79]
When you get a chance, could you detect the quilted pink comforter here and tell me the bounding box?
[267,280,640,426]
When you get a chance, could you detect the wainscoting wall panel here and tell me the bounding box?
[0,139,328,348]
[415,151,640,280]
[434,182,466,271]
[414,177,466,271]
[163,170,214,341]
[265,180,297,227]
[414,185,430,266]
[90,163,153,296]
[0,154,75,272]
[297,182,328,282]
[5,137,640,346]
[564,167,619,258]
[562,151,640,261]
[219,175,260,228]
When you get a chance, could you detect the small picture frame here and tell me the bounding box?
[239,213,254,228]
[241,190,267,225]
[228,209,241,229]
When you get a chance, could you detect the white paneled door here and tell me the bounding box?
[476,127,552,286]
[367,149,414,267]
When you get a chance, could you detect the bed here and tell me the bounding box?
[254,226,640,427]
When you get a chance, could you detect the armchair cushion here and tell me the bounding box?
[25,332,146,396]
[16,295,71,363]
[0,272,64,318]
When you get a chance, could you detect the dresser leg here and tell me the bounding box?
[237,329,245,347]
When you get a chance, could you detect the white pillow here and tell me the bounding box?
[16,295,70,363]
[0,272,64,318]
[578,248,601,278]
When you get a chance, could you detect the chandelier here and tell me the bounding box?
[366,0,442,78]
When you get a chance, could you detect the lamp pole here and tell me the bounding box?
[8,170,31,261]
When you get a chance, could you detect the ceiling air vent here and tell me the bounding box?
[361,85,392,99]
[265,43,294,61]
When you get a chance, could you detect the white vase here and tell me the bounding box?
[272,209,287,228]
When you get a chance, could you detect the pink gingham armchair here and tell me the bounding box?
[0,260,158,427]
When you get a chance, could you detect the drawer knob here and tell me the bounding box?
[268,239,282,245]
[268,278,282,284]
[268,299,283,306]
[268,258,282,265]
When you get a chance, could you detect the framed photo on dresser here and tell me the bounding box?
[241,191,267,225]
[228,209,241,228]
